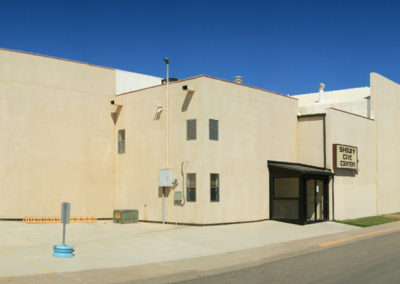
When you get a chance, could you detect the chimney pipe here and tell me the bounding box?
[318,83,325,103]
[234,76,243,84]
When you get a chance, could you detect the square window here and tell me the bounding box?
[187,173,196,202]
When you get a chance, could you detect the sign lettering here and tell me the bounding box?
[333,144,358,170]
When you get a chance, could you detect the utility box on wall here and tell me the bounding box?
[174,191,183,201]
[159,169,172,187]
[113,209,139,224]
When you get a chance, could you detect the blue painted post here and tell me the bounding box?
[53,202,74,258]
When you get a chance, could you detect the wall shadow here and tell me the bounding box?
[334,169,357,177]
[153,111,162,121]
[158,187,172,198]
[181,91,194,112]
[111,105,122,125]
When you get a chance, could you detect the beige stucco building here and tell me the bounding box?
[1,48,400,224]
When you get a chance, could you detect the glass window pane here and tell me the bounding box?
[272,200,299,219]
[210,174,219,187]
[118,129,125,154]
[306,179,315,221]
[187,120,196,140]
[316,180,324,221]
[274,178,299,198]
[210,173,219,202]
[186,173,196,202]
[189,188,196,201]
[187,173,196,187]
[211,188,219,202]
[209,119,218,141]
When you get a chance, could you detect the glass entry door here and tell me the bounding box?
[306,179,325,222]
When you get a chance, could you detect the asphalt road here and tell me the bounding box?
[178,231,400,284]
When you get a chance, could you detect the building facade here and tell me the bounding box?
[1,48,400,224]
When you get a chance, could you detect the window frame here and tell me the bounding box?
[186,173,196,202]
[209,119,219,141]
[186,119,197,141]
[118,129,125,154]
[210,173,220,202]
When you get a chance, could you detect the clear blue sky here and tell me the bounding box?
[0,0,399,94]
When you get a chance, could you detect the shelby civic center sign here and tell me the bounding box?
[333,144,358,170]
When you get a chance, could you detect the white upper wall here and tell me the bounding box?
[294,87,370,106]
[293,87,371,117]
[115,69,161,95]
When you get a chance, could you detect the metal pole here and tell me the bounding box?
[62,222,66,245]
[166,60,169,168]
[162,58,169,226]
[162,187,165,224]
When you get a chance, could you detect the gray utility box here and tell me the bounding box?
[113,209,139,224]
[159,169,172,187]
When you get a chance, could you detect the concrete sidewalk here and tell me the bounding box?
[2,221,400,284]
[0,220,361,282]
[59,220,400,284]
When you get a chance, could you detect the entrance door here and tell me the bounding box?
[306,179,326,222]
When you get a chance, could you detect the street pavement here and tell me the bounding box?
[179,230,400,284]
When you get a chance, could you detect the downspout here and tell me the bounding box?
[332,174,335,221]
[322,113,334,220]
[181,161,188,206]
[323,114,326,169]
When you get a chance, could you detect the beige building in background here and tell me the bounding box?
[1,48,400,224]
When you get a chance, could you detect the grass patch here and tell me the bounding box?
[337,213,400,227]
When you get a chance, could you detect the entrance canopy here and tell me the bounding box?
[268,161,333,177]
[268,161,332,225]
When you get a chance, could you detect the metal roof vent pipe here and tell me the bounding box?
[234,76,243,84]
[318,83,325,103]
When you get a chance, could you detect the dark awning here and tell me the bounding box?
[268,161,333,176]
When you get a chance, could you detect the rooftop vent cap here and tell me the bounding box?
[161,78,178,84]
[318,83,325,92]
[234,76,243,84]
[318,83,325,103]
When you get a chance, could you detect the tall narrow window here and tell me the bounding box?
[187,119,196,140]
[187,173,196,202]
[118,129,125,154]
[209,119,219,141]
[210,173,219,202]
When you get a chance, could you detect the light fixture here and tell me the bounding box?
[182,85,195,92]
[110,100,122,113]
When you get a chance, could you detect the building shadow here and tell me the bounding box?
[181,91,194,112]
[334,168,357,177]
[111,105,122,124]
[158,187,172,198]
[153,111,162,121]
